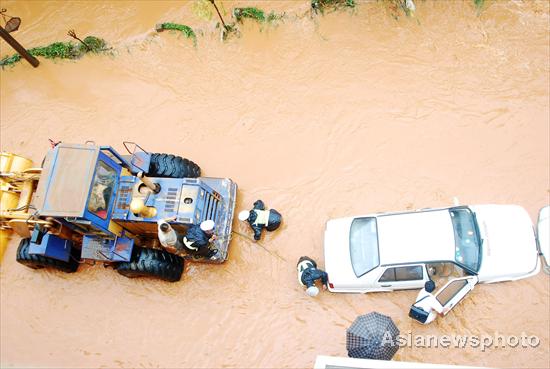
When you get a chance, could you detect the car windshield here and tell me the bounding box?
[349,217,380,278]
[88,161,116,219]
[449,208,481,271]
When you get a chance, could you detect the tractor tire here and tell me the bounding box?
[115,246,184,282]
[16,238,80,273]
[147,153,201,179]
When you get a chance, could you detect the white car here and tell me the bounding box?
[324,205,546,301]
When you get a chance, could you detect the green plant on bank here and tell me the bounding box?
[312,0,355,13]
[0,35,107,67]
[232,7,284,24]
[156,22,197,46]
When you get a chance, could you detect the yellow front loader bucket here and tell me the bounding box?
[0,152,36,261]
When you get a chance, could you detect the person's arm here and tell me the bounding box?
[320,271,329,290]
[320,271,329,286]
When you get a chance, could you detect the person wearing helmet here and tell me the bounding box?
[238,200,282,241]
[409,280,450,324]
[181,220,219,259]
[297,256,329,297]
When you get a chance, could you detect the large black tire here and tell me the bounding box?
[147,153,201,179]
[16,238,80,273]
[116,246,184,282]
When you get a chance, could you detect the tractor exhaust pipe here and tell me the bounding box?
[137,171,161,194]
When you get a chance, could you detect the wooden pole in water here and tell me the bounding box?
[0,25,39,67]
[209,0,228,30]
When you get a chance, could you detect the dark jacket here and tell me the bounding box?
[181,224,211,256]
[300,267,329,288]
[246,200,282,240]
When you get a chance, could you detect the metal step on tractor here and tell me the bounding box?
[0,142,237,282]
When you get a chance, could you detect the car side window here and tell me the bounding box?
[379,268,396,282]
[395,265,423,280]
[379,266,423,282]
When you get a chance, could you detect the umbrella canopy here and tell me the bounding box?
[346,312,400,360]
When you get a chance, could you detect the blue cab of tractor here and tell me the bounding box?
[16,142,237,282]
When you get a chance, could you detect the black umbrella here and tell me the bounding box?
[346,312,400,360]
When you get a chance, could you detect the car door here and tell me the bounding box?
[434,276,478,315]
[537,206,549,273]
[376,264,427,291]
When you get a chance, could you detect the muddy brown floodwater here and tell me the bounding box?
[1,1,549,368]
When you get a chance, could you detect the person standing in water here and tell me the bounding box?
[297,256,329,297]
[410,280,450,324]
[238,200,282,241]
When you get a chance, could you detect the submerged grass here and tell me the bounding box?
[81,36,106,52]
[233,7,284,23]
[0,35,108,67]
[156,22,197,46]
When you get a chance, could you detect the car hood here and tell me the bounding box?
[323,217,362,291]
[471,205,539,282]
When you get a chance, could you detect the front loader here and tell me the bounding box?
[0,142,237,282]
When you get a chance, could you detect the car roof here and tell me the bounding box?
[376,209,456,265]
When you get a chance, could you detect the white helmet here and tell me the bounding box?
[200,219,215,232]
[238,210,250,221]
[306,286,319,297]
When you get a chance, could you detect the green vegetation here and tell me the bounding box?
[233,7,284,23]
[81,36,106,52]
[156,22,197,46]
[0,35,108,67]
[312,0,355,13]
[474,0,485,14]
[192,0,214,21]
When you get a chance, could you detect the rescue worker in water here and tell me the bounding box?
[297,256,329,297]
[238,200,282,241]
